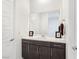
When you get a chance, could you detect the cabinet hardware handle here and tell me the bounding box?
[51,48,52,56]
[28,44,29,53]
[53,45,62,47]
[37,48,39,53]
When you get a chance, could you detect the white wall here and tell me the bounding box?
[62,0,69,59]
[30,0,62,13]
[68,0,77,59]
[62,0,77,59]
[15,0,30,59]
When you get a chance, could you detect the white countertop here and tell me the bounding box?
[22,36,66,43]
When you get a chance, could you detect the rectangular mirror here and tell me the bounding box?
[29,10,60,37]
[29,0,62,37]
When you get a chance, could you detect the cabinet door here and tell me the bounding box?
[28,44,39,59]
[51,48,65,59]
[22,43,29,59]
[39,46,50,59]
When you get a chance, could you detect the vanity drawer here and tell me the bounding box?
[22,39,65,48]
[37,41,50,47]
[22,39,50,47]
[22,39,29,44]
[50,42,65,48]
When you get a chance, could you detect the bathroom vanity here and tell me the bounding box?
[22,39,66,59]
[22,0,67,59]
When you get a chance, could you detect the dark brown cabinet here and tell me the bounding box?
[50,43,66,59]
[28,45,39,59]
[22,39,66,59]
[51,48,65,59]
[22,43,28,59]
[39,46,50,59]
